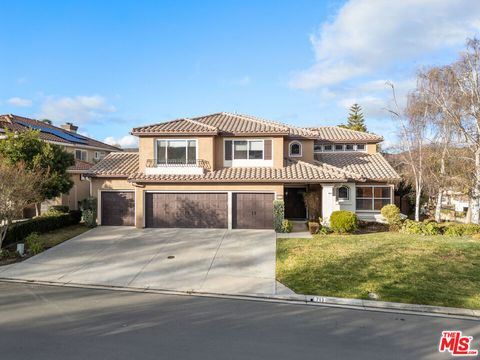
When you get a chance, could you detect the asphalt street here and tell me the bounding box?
[0,282,478,359]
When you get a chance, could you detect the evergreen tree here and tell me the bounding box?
[339,103,367,132]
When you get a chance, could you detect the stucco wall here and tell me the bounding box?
[367,144,377,154]
[284,139,314,163]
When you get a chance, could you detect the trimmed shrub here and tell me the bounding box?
[443,223,480,237]
[423,221,441,235]
[280,219,293,233]
[273,200,285,232]
[381,204,401,229]
[461,224,480,235]
[308,221,320,234]
[83,209,97,228]
[330,211,358,234]
[26,232,44,255]
[400,220,423,234]
[444,224,464,237]
[49,205,69,213]
[3,211,82,247]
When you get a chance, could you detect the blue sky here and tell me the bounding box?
[1,0,479,147]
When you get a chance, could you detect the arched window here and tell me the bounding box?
[289,141,302,157]
[337,186,349,201]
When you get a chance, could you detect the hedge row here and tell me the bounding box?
[3,211,82,247]
[400,219,480,236]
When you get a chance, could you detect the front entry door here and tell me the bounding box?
[284,188,307,219]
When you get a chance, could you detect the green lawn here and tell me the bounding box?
[39,224,90,248]
[277,232,480,309]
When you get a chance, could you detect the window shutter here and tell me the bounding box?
[264,139,272,160]
[225,140,232,160]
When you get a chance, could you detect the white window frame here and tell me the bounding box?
[356,144,366,152]
[75,149,87,161]
[155,139,198,165]
[356,185,393,212]
[337,185,350,201]
[288,141,302,157]
[231,139,265,161]
[313,143,369,153]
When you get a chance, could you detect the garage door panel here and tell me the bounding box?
[101,192,135,226]
[146,193,228,228]
[233,193,274,229]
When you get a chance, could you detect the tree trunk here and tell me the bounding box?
[435,190,443,222]
[35,202,41,217]
[471,150,480,224]
[415,182,421,222]
[0,224,8,249]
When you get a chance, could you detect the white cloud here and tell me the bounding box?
[39,95,116,123]
[104,135,138,148]
[229,76,252,86]
[290,0,480,89]
[6,97,32,107]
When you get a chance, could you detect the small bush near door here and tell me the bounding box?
[308,221,320,234]
[281,219,293,233]
[273,200,285,232]
[330,211,358,234]
[380,204,401,231]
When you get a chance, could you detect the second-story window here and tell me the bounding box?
[156,139,197,165]
[232,140,264,160]
[289,141,302,157]
[75,149,87,161]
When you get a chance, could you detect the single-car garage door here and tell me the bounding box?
[101,191,135,226]
[233,193,274,229]
[145,193,228,228]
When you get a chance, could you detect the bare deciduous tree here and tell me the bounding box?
[389,83,430,221]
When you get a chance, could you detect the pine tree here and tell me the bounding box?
[339,103,367,132]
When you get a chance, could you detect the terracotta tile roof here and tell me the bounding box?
[88,152,139,177]
[315,152,400,181]
[131,112,317,138]
[0,114,121,151]
[68,160,93,172]
[309,126,383,143]
[132,118,218,135]
[127,160,364,183]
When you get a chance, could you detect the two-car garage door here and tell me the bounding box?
[145,193,228,228]
[145,192,274,229]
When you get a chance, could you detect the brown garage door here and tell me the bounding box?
[101,192,135,226]
[233,193,274,229]
[145,193,228,228]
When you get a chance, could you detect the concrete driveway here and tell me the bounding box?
[0,227,277,295]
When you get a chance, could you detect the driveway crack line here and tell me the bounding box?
[199,229,227,290]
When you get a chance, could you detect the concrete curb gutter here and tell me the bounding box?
[0,277,478,321]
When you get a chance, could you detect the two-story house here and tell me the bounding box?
[88,112,400,229]
[0,114,121,213]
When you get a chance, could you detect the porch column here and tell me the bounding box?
[321,184,335,225]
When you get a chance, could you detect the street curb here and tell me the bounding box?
[0,277,478,321]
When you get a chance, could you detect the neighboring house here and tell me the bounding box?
[88,112,400,229]
[0,114,121,213]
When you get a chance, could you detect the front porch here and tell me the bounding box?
[283,183,394,223]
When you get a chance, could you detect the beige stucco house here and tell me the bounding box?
[0,114,121,213]
[88,112,400,229]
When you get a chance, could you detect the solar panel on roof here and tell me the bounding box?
[16,120,88,144]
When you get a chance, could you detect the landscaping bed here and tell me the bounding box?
[277,232,480,309]
[0,224,90,266]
